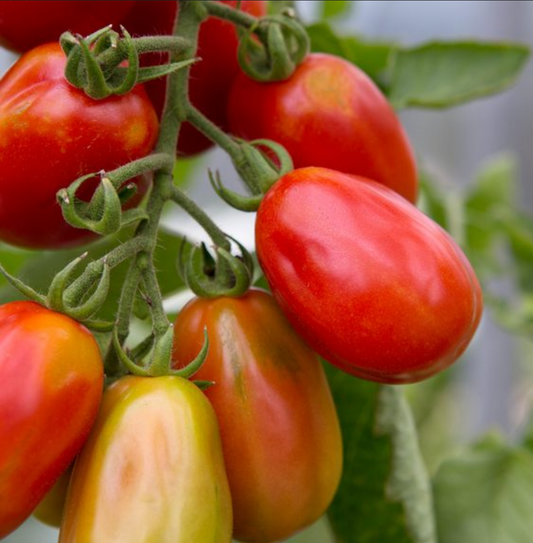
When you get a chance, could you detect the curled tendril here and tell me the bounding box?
[237,14,310,82]
[211,139,293,211]
[46,254,111,321]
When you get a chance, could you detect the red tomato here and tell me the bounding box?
[255,167,483,384]
[0,42,158,249]
[123,0,267,156]
[228,53,418,203]
[0,1,135,52]
[59,376,232,543]
[0,301,103,539]
[172,288,343,542]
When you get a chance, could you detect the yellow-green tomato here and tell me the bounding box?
[33,466,72,527]
[59,376,232,543]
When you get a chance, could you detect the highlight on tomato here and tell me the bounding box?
[123,0,267,156]
[255,167,483,384]
[0,42,159,249]
[172,288,343,543]
[0,301,104,540]
[228,52,418,203]
[59,376,232,543]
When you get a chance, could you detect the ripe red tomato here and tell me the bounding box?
[172,288,343,542]
[0,42,158,249]
[59,376,232,542]
[123,0,267,156]
[0,1,135,52]
[0,301,103,539]
[228,53,418,203]
[255,167,483,384]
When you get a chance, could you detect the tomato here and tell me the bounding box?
[0,42,158,249]
[0,1,135,52]
[59,375,232,543]
[172,288,343,542]
[123,0,267,156]
[255,167,483,384]
[0,301,103,539]
[228,53,418,203]
[33,467,72,528]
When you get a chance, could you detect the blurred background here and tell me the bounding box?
[3,1,532,541]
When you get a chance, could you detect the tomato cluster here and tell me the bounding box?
[0,1,484,542]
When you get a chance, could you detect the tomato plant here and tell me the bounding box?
[172,288,343,542]
[0,301,103,539]
[0,42,158,249]
[124,0,267,156]
[255,167,483,384]
[0,1,135,52]
[228,52,418,202]
[59,375,232,543]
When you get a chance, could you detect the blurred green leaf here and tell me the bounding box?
[325,366,436,543]
[433,436,533,543]
[388,42,530,109]
[464,154,517,273]
[306,22,396,84]
[0,243,35,287]
[320,0,353,20]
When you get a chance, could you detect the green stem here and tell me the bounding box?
[105,153,174,190]
[170,186,231,251]
[111,1,206,360]
[186,104,241,155]
[142,263,170,336]
[203,0,260,28]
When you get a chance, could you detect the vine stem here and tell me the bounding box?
[106,0,208,374]
[170,186,231,252]
[203,1,260,28]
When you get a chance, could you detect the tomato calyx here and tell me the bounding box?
[238,13,310,82]
[178,235,255,298]
[60,26,197,100]
[112,323,210,382]
[209,139,294,211]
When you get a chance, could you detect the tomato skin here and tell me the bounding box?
[172,289,343,542]
[0,42,158,249]
[228,53,418,203]
[59,375,232,543]
[0,301,103,539]
[0,1,136,52]
[255,167,483,384]
[123,0,267,156]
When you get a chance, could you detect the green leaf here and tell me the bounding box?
[0,244,35,287]
[464,154,517,273]
[433,437,533,543]
[325,366,436,543]
[320,0,353,21]
[306,22,396,84]
[388,42,530,109]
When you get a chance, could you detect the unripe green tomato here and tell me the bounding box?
[59,376,232,543]
[33,467,72,527]
[173,288,343,543]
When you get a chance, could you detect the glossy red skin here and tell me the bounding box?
[172,288,343,542]
[0,301,103,539]
[0,43,158,249]
[123,0,267,156]
[255,167,483,384]
[228,53,418,203]
[0,1,135,52]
